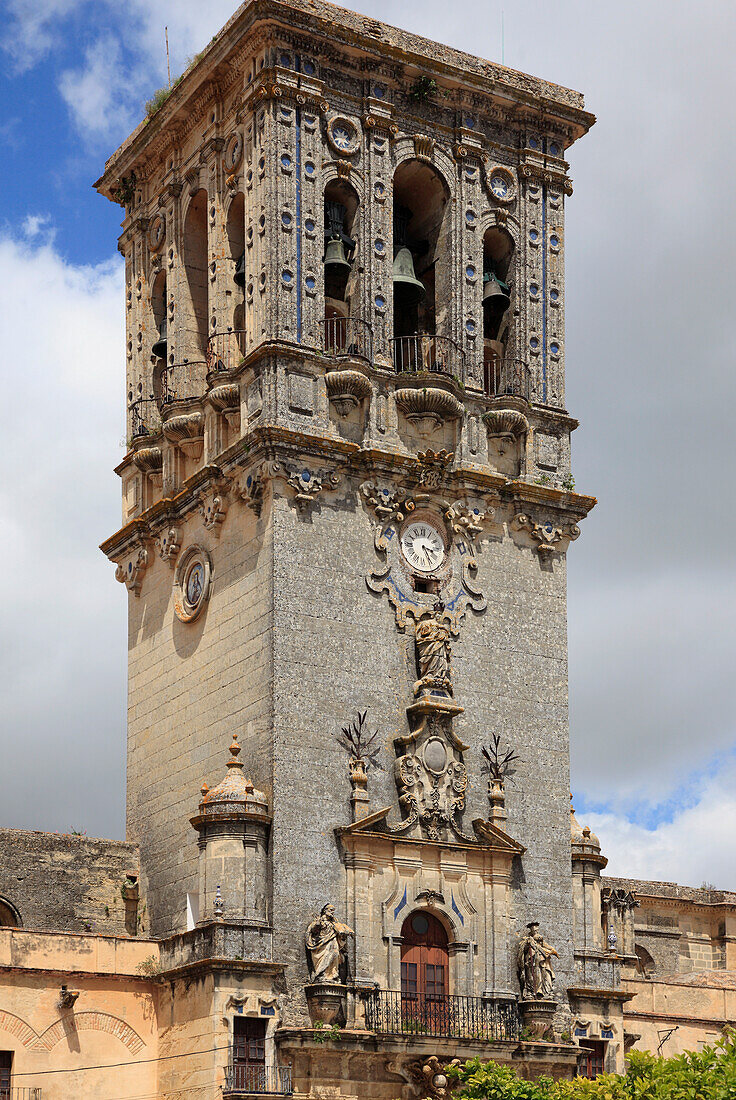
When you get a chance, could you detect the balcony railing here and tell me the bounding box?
[160,359,207,406]
[223,1065,292,1095]
[319,317,373,362]
[128,396,161,440]
[207,329,247,375]
[393,334,465,384]
[363,990,520,1042]
[483,354,531,402]
[1,1089,43,1099]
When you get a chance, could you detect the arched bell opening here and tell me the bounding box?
[0,897,21,928]
[181,189,210,362]
[151,269,168,361]
[483,227,515,392]
[218,191,246,371]
[400,910,450,1004]
[322,180,359,353]
[392,160,449,342]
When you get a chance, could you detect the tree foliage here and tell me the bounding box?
[447,1032,736,1100]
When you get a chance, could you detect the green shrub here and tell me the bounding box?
[447,1032,736,1100]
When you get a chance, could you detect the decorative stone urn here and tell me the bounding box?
[305,981,347,1027]
[325,369,372,416]
[519,998,557,1040]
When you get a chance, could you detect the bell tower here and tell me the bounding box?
[97,0,625,1088]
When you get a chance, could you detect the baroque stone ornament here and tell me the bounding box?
[155,526,180,564]
[407,1055,460,1100]
[199,489,229,533]
[394,388,463,435]
[391,710,470,843]
[512,513,580,554]
[362,483,488,633]
[115,543,149,596]
[237,469,265,517]
[413,449,454,490]
[305,904,354,983]
[284,465,340,513]
[516,921,559,999]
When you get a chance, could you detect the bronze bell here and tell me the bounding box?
[151,315,167,360]
[483,271,511,322]
[393,205,425,307]
[323,237,352,277]
[392,246,426,306]
[234,251,245,288]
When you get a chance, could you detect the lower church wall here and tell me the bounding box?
[0,928,158,1099]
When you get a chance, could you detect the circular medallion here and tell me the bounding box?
[148,214,165,252]
[423,737,448,774]
[400,520,446,574]
[327,115,360,156]
[224,131,243,173]
[174,546,212,623]
[486,165,516,204]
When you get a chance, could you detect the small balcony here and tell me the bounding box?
[483,353,531,402]
[160,359,207,406]
[207,329,247,375]
[393,334,465,385]
[2,1089,43,1099]
[223,1064,293,1097]
[128,396,161,442]
[319,316,373,363]
[363,990,520,1042]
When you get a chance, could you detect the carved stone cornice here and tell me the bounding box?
[511,512,580,554]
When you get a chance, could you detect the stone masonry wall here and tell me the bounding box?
[0,829,139,936]
[270,478,575,1021]
[125,502,274,937]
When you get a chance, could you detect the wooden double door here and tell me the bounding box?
[400,911,450,1032]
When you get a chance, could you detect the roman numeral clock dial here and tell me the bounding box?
[400,521,445,574]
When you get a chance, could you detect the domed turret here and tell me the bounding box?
[190,734,271,925]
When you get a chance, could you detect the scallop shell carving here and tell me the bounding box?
[132,446,163,474]
[325,369,372,416]
[208,382,240,412]
[482,408,529,438]
[394,387,463,421]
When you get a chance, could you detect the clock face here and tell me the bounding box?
[490,175,509,199]
[401,521,445,574]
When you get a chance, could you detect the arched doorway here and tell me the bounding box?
[400,911,449,1031]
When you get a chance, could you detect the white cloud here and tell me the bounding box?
[1,0,86,72]
[0,227,126,837]
[58,35,135,141]
[583,760,736,889]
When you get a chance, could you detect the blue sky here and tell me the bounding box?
[1,0,735,887]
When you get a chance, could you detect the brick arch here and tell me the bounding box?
[0,1010,41,1048]
[38,1012,145,1054]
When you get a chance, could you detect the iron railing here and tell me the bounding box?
[393,334,465,383]
[319,317,373,362]
[128,396,161,440]
[160,359,207,405]
[1,1089,43,1099]
[363,990,520,1042]
[207,329,248,375]
[223,1065,292,1095]
[483,354,531,402]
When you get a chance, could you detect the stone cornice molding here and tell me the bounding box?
[95,0,594,199]
[102,425,595,563]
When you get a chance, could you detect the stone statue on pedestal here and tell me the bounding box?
[516,921,559,999]
[414,601,453,697]
[305,904,354,983]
